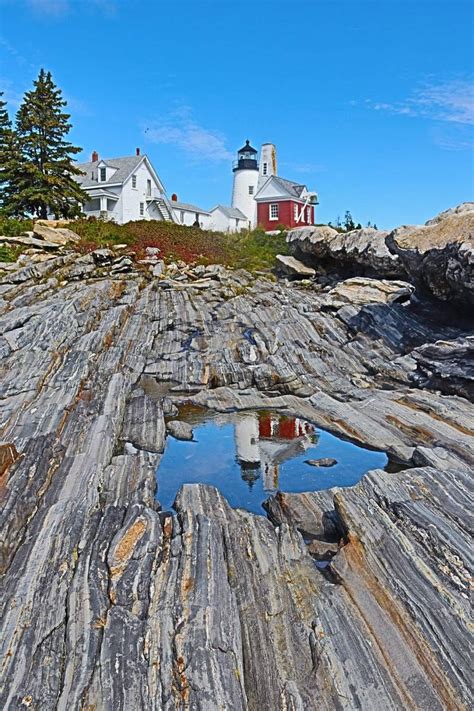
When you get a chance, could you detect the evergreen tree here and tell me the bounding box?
[0,93,19,214]
[13,69,87,218]
[343,210,356,232]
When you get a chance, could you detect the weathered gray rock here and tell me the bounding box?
[166,419,194,440]
[305,457,337,467]
[411,336,474,400]
[321,276,414,307]
[0,234,62,250]
[151,260,164,277]
[33,222,81,244]
[287,225,404,277]
[275,253,316,278]
[386,205,474,305]
[0,252,472,710]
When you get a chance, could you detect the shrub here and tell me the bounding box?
[0,215,34,236]
[0,243,22,262]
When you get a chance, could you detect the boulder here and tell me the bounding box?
[321,277,414,308]
[305,457,337,467]
[35,219,71,228]
[33,223,81,245]
[151,260,164,277]
[275,254,316,278]
[166,420,194,441]
[386,204,474,306]
[410,336,474,400]
[287,225,404,277]
[0,234,61,250]
[92,248,114,264]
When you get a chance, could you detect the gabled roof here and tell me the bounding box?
[171,200,210,215]
[75,155,144,188]
[210,205,248,220]
[255,175,307,200]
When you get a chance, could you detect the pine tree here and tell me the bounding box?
[343,210,356,232]
[0,93,19,214]
[13,69,88,219]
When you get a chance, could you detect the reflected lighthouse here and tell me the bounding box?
[233,413,316,490]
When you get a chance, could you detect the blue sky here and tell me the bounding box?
[0,0,473,228]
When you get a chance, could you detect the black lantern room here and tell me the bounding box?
[233,139,258,171]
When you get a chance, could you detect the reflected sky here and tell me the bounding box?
[156,411,388,515]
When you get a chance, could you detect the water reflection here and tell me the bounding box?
[235,414,317,491]
[156,409,389,515]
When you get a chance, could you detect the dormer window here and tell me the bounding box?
[99,167,106,182]
[132,175,137,188]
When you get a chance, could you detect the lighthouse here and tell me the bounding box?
[231,140,259,227]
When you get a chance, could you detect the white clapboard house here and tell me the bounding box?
[75,149,177,224]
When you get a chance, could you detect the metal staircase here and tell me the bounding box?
[154,196,177,223]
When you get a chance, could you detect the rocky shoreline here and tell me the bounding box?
[0,207,472,709]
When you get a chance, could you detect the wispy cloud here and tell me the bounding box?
[281,161,327,175]
[28,0,69,15]
[0,36,35,69]
[0,78,24,110]
[27,0,116,17]
[366,78,474,125]
[143,107,233,163]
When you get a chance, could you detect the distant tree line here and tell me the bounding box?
[0,69,87,219]
[328,211,378,232]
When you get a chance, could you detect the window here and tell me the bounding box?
[269,203,279,220]
[262,163,268,176]
[147,179,151,196]
[99,167,106,182]
[139,202,144,216]
[132,174,137,189]
[249,185,254,195]
[180,211,185,224]
[307,208,312,223]
[294,204,299,221]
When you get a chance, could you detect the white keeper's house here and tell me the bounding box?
[75,149,178,224]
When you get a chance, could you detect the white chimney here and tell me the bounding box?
[258,143,277,188]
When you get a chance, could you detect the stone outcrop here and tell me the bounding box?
[275,253,316,278]
[321,276,414,307]
[33,222,82,245]
[265,463,473,710]
[386,203,474,306]
[411,336,474,400]
[0,247,472,709]
[287,225,404,277]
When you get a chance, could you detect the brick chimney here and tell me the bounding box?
[91,150,99,162]
[136,147,140,156]
[171,193,178,202]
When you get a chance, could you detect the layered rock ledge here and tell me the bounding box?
[0,237,472,710]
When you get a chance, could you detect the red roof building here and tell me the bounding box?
[254,175,318,231]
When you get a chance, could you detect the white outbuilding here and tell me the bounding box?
[170,199,211,229]
[208,205,249,233]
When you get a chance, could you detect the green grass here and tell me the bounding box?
[0,215,34,237]
[0,244,22,263]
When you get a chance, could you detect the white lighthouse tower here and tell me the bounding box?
[231,140,259,228]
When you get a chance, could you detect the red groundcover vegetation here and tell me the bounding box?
[71,218,288,271]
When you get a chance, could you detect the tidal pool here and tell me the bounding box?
[156,410,388,515]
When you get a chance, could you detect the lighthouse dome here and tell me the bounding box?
[233,140,258,172]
